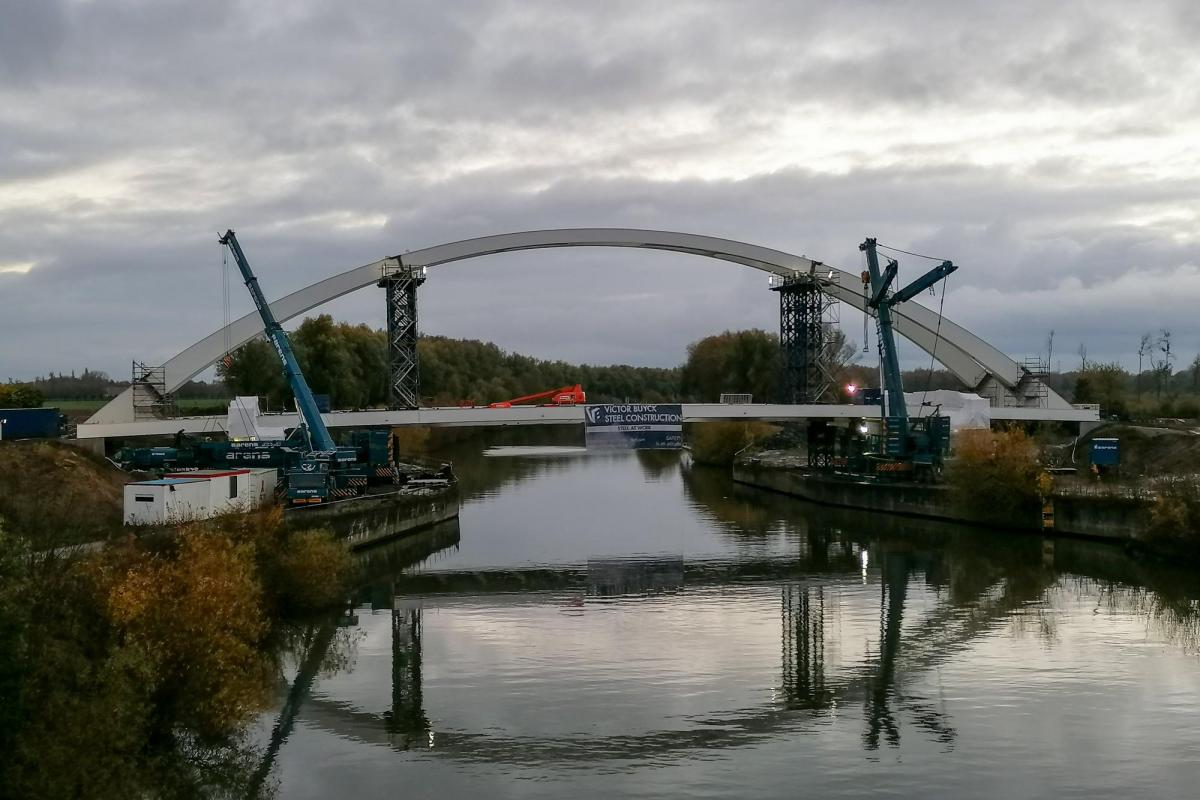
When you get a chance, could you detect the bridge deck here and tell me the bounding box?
[75,403,1101,440]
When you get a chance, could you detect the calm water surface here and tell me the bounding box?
[260,431,1200,799]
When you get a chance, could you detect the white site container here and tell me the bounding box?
[124,478,210,526]
[162,468,278,516]
[244,467,278,508]
[124,468,281,526]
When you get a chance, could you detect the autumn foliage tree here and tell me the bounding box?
[1,505,352,796]
[97,532,272,738]
[0,382,44,408]
[946,428,1044,527]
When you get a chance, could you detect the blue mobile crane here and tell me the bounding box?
[219,230,363,503]
[859,237,958,479]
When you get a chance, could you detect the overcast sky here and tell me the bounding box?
[2,0,1199,382]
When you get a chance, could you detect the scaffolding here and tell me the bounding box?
[379,264,426,410]
[130,361,176,419]
[1021,356,1050,408]
[772,268,839,404]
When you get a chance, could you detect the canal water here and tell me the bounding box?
[261,429,1200,799]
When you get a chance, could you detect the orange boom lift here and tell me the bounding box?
[488,384,587,409]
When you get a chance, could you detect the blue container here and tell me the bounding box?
[0,408,62,440]
[1090,438,1120,466]
[313,393,332,413]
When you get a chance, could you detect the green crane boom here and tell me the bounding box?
[860,237,957,461]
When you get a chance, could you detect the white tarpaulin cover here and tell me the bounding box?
[225,396,286,441]
[904,390,991,430]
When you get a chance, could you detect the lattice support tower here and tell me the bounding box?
[379,265,426,410]
[772,268,839,404]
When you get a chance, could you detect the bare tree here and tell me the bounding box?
[1046,330,1055,371]
[1137,332,1152,398]
[1152,328,1174,399]
[1077,343,1088,372]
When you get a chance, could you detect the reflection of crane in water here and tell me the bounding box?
[283,542,1053,767]
[779,550,956,751]
[861,552,956,750]
[249,522,460,790]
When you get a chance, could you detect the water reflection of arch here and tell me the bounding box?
[290,547,1053,766]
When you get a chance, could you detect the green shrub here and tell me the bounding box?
[1145,479,1200,555]
[271,528,352,613]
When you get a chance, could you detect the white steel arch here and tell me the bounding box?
[88,228,1058,424]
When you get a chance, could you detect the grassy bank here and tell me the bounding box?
[0,440,129,546]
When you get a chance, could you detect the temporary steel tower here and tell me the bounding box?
[773,266,838,404]
[379,265,425,410]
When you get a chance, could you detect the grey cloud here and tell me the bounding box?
[1,0,1199,380]
[0,0,66,82]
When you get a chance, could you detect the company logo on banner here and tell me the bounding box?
[584,404,683,449]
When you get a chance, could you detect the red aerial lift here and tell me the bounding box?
[489,384,587,409]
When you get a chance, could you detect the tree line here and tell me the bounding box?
[218,315,684,408]
[16,315,1200,421]
[217,316,838,408]
[4,320,857,410]
[6,370,226,403]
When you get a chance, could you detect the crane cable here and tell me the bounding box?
[917,273,950,418]
[221,241,231,367]
[873,242,954,418]
[220,239,261,438]
[858,246,952,418]
[876,242,948,262]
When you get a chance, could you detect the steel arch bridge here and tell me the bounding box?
[87,228,1065,426]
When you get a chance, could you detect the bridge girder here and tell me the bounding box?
[87,228,1060,425]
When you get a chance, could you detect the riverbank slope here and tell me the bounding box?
[0,439,128,546]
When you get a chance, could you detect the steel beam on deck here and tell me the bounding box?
[75,402,1102,440]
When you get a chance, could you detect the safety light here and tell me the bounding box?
[846,383,857,395]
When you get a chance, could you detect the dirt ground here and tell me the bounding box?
[1054,423,1200,477]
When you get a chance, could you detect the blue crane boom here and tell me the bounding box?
[860,237,957,441]
[219,230,337,454]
